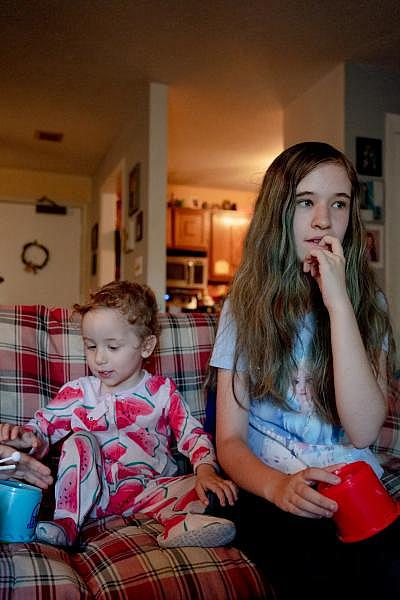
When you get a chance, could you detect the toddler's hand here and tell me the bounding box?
[0,423,40,451]
[195,464,238,507]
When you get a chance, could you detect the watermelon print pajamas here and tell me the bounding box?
[26,370,230,546]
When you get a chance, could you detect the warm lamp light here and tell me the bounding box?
[214,260,230,275]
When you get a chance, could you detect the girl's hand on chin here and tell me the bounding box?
[302,235,348,309]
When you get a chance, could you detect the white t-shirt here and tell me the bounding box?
[210,300,383,477]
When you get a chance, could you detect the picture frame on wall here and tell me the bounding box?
[365,223,384,269]
[91,253,97,276]
[91,223,99,251]
[128,163,140,216]
[359,180,384,222]
[135,210,143,242]
[124,219,135,253]
[356,137,382,177]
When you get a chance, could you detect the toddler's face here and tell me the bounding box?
[82,307,156,393]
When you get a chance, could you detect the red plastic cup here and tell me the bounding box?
[317,461,400,543]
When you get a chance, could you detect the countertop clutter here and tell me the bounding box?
[165,288,224,314]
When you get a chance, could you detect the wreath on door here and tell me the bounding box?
[21,240,50,274]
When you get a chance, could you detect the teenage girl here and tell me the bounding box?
[210,142,398,599]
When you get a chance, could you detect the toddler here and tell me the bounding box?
[0,280,237,548]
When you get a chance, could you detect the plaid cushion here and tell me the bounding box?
[75,515,268,599]
[0,307,216,425]
[372,374,400,459]
[0,515,269,599]
[0,306,267,599]
[0,305,88,424]
[147,312,218,423]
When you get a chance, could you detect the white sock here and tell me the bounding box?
[35,521,69,547]
[158,513,236,548]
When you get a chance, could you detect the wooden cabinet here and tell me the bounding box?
[166,205,172,247]
[166,206,251,283]
[167,207,209,251]
[209,210,250,281]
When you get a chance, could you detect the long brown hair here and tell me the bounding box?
[229,142,395,423]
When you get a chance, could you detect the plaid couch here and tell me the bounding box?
[0,306,399,599]
[0,306,269,600]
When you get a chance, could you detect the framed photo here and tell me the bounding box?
[91,253,97,276]
[128,163,140,216]
[356,137,382,177]
[365,224,384,268]
[91,223,99,251]
[135,210,143,242]
[359,180,384,222]
[124,219,135,253]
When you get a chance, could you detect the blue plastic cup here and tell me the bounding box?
[0,479,42,542]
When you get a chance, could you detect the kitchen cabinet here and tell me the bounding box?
[167,207,209,251]
[166,205,172,247]
[209,210,250,281]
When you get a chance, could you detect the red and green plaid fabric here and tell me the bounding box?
[0,306,268,599]
[0,307,215,426]
[0,304,399,598]
[0,514,269,600]
[0,305,89,424]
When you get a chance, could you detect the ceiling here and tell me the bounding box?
[1,1,400,191]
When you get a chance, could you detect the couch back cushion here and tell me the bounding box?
[0,305,217,426]
[0,305,88,424]
[372,373,400,460]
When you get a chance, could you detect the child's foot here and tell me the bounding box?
[158,513,236,548]
[35,517,78,547]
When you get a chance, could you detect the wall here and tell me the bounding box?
[283,64,345,149]
[0,202,81,306]
[168,184,256,211]
[385,114,400,361]
[0,168,91,304]
[147,84,168,303]
[345,63,400,296]
[0,168,91,205]
[91,82,168,309]
[344,63,400,163]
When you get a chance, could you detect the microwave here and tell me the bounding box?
[166,256,208,289]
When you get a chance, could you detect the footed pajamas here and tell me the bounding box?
[27,370,235,547]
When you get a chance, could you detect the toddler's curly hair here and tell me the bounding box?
[73,280,160,341]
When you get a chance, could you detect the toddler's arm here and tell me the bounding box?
[0,422,42,452]
[167,379,217,469]
[195,463,238,507]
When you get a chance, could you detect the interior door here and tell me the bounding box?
[0,202,81,306]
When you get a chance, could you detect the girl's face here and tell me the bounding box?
[292,163,351,262]
[82,307,156,393]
